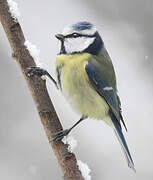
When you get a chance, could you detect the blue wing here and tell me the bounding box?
[85,60,126,129]
[85,61,135,171]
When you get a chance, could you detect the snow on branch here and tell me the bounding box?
[7,0,20,19]
[24,40,44,68]
[77,160,91,180]
[62,136,77,153]
[62,136,92,179]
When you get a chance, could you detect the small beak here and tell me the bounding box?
[55,34,65,41]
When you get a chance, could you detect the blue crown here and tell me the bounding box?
[72,21,93,31]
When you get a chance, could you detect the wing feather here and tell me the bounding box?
[85,60,127,130]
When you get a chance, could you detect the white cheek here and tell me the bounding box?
[64,37,95,53]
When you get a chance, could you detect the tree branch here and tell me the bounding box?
[0,1,84,179]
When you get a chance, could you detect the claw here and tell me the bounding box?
[52,129,71,142]
[26,66,59,89]
[26,67,46,77]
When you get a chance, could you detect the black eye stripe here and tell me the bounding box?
[65,32,96,39]
[65,33,81,38]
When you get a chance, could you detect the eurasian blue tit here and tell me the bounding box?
[27,21,135,171]
[55,21,135,171]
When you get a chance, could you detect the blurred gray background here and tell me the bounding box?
[0,0,153,179]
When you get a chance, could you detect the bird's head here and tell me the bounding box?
[55,21,104,55]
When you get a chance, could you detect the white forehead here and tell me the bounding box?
[62,25,97,36]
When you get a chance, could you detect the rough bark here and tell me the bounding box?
[0,0,84,179]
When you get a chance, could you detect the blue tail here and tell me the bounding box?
[111,114,136,172]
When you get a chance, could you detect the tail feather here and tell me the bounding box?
[111,115,136,172]
[114,128,136,172]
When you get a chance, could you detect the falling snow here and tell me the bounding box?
[29,164,37,175]
[144,55,148,60]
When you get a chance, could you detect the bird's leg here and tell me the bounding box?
[26,66,58,89]
[52,115,88,142]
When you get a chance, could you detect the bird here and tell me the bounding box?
[27,21,135,171]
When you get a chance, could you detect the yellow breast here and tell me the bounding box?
[55,53,111,123]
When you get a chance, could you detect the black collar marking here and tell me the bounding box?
[83,32,104,55]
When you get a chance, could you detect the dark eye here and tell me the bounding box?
[72,33,80,37]
[65,33,81,38]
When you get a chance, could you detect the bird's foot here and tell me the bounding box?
[52,129,71,142]
[26,67,47,77]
